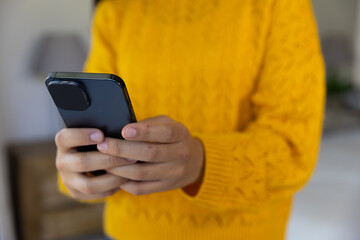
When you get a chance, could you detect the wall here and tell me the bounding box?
[312,0,358,81]
[354,2,360,88]
[0,0,93,239]
[313,0,357,42]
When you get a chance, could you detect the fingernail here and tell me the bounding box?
[90,132,102,142]
[98,141,107,151]
[125,128,137,138]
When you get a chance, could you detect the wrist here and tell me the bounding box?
[193,137,205,183]
[182,137,205,196]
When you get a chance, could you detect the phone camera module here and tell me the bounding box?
[48,81,90,111]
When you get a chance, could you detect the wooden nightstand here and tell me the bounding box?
[8,140,105,240]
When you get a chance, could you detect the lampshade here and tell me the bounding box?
[321,34,353,70]
[31,33,87,76]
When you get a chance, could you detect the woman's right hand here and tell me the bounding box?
[55,128,135,201]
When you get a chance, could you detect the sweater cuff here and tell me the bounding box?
[178,134,233,209]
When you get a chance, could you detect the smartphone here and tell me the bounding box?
[45,72,137,175]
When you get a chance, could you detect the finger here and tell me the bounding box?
[66,185,120,201]
[97,138,179,163]
[138,115,174,124]
[55,128,104,152]
[57,151,137,172]
[122,121,188,143]
[120,180,167,196]
[61,171,127,195]
[107,162,176,181]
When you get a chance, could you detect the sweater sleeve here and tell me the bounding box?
[179,0,326,210]
[58,0,120,201]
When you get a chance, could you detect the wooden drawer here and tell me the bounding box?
[8,140,104,240]
[40,205,104,240]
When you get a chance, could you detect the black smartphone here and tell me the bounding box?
[45,72,137,175]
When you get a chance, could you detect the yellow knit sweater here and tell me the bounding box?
[60,0,325,239]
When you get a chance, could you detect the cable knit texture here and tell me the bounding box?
[58,0,325,239]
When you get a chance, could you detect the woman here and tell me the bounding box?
[55,0,325,239]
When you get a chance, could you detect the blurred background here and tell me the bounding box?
[0,0,359,239]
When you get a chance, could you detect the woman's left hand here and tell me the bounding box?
[97,115,205,196]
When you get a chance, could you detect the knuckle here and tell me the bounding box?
[60,176,71,188]
[164,126,176,141]
[147,145,159,161]
[112,142,122,157]
[142,126,151,140]
[180,124,190,137]
[67,189,78,199]
[169,163,185,178]
[179,146,191,161]
[73,154,88,172]
[112,177,122,186]
[55,130,65,148]
[130,185,144,196]
[80,180,96,195]
[55,154,64,171]
[118,178,128,185]
[176,165,186,177]
[159,115,171,122]
[68,189,83,200]
[133,166,146,180]
[108,155,121,167]
[176,123,189,139]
